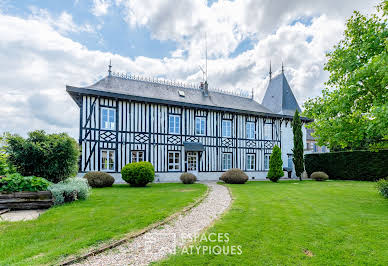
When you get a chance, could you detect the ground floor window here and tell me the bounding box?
[131,150,144,162]
[246,154,255,171]
[222,153,232,171]
[101,150,115,171]
[168,151,181,171]
[287,154,293,169]
[264,153,270,170]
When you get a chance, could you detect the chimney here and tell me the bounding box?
[201,81,209,96]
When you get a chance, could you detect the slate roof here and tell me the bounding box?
[261,72,301,116]
[66,73,311,121]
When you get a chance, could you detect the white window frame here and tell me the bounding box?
[101,107,116,130]
[246,154,255,171]
[195,116,206,136]
[131,150,144,163]
[222,152,232,171]
[169,114,181,135]
[101,149,115,171]
[287,154,293,169]
[264,123,272,140]
[222,120,232,137]
[168,151,181,171]
[246,122,255,139]
[264,154,271,170]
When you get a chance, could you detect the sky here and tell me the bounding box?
[0,0,381,138]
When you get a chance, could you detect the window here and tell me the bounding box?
[322,146,327,153]
[168,151,180,171]
[101,150,115,171]
[264,154,270,170]
[313,143,318,152]
[222,153,232,170]
[195,117,206,135]
[246,122,255,139]
[131,151,144,162]
[222,120,232,137]
[287,154,293,169]
[246,154,255,171]
[264,123,272,140]
[169,114,180,134]
[101,108,116,130]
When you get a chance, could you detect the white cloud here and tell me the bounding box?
[92,0,111,16]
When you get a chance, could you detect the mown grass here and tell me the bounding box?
[0,183,206,265]
[160,181,388,265]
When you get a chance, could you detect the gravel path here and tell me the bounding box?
[76,182,231,266]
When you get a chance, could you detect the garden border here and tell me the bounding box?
[59,184,210,266]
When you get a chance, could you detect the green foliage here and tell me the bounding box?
[0,153,7,176]
[84,171,115,188]
[180,173,197,184]
[0,173,51,192]
[5,130,80,183]
[292,110,304,179]
[305,150,388,181]
[121,161,155,186]
[376,178,388,198]
[311,171,329,181]
[220,168,248,184]
[303,2,388,150]
[267,145,284,182]
[48,177,90,205]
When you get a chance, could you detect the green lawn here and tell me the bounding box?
[160,181,388,265]
[0,183,206,265]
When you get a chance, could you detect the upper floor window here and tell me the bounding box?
[222,120,232,137]
[101,150,115,171]
[101,108,116,130]
[195,117,206,135]
[246,122,255,139]
[264,123,272,140]
[169,114,180,134]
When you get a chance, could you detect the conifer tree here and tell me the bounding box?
[292,110,304,181]
[267,145,283,182]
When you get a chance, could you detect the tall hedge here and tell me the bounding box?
[305,150,388,181]
[5,130,80,183]
[267,145,284,182]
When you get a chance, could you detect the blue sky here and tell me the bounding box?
[0,0,379,137]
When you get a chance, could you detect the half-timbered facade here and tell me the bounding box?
[67,67,309,182]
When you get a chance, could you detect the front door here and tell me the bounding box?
[187,152,198,175]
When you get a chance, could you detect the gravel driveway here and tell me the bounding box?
[77,181,231,265]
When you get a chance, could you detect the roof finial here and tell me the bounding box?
[269,60,272,80]
[108,59,112,76]
[251,88,254,100]
[281,61,284,73]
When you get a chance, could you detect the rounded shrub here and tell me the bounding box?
[121,161,155,187]
[376,178,388,198]
[311,171,329,181]
[180,173,197,184]
[84,171,115,188]
[220,168,248,184]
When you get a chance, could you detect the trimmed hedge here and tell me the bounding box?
[180,173,197,184]
[121,161,155,187]
[376,178,388,198]
[311,171,329,181]
[305,150,388,181]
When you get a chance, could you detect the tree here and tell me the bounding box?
[303,1,388,150]
[5,130,80,183]
[292,110,304,180]
[267,145,284,182]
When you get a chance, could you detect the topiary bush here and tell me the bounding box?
[220,168,248,184]
[48,177,91,205]
[121,161,155,187]
[376,178,388,198]
[84,171,115,188]
[5,130,79,183]
[0,173,51,192]
[311,171,329,181]
[267,145,284,182]
[180,173,197,184]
